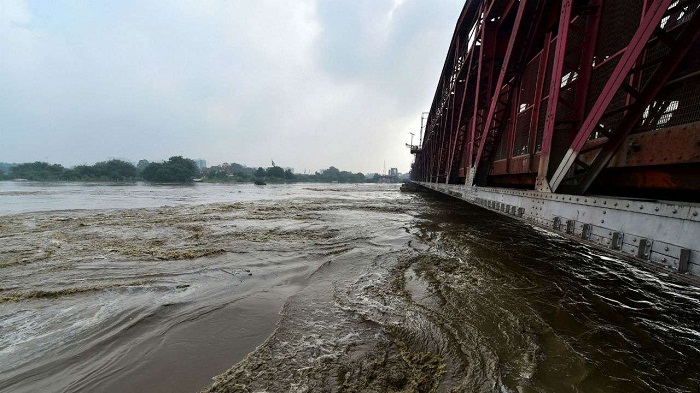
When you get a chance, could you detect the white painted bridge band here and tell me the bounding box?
[416,181,700,277]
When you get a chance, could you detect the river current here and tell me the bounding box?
[0,182,698,392]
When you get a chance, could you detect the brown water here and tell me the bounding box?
[1,182,699,392]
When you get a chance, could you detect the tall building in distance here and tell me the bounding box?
[389,168,398,177]
[194,159,207,171]
[136,159,150,172]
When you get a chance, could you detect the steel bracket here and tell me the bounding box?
[637,238,653,259]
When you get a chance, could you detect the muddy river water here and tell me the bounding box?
[0,182,699,392]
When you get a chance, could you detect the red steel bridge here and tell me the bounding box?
[412,0,700,277]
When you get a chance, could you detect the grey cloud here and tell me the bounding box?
[0,0,462,173]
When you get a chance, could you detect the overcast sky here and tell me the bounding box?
[1,0,462,174]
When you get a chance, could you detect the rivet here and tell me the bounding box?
[614,202,618,206]
[654,207,659,212]
[639,205,643,210]
[673,209,678,214]
[601,220,605,223]
[665,246,669,251]
[603,211,606,214]
[626,203,630,208]
[694,212,698,217]
[663,258,667,262]
[633,238,637,242]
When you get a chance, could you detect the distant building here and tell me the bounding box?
[194,159,207,171]
[389,167,398,177]
[136,159,150,171]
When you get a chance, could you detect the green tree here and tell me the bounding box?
[228,162,255,177]
[265,166,285,178]
[254,167,266,178]
[71,164,97,180]
[337,171,348,182]
[0,162,16,175]
[10,162,67,181]
[142,156,197,182]
[91,160,137,181]
[206,168,230,181]
[284,169,295,180]
[319,166,340,182]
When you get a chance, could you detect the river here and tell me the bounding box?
[0,181,698,392]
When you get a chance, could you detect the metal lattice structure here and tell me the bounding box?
[413,0,700,201]
[411,0,700,277]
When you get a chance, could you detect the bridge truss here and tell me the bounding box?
[412,0,700,277]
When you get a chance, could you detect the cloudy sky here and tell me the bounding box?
[1,0,462,174]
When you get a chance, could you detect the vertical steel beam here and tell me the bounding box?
[573,0,602,120]
[536,0,573,192]
[465,12,490,185]
[505,76,520,172]
[528,33,552,171]
[439,104,450,181]
[435,108,447,181]
[446,68,469,182]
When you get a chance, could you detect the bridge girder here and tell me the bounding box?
[413,0,700,202]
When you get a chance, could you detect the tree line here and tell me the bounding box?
[205,164,370,184]
[0,157,196,182]
[0,158,378,184]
